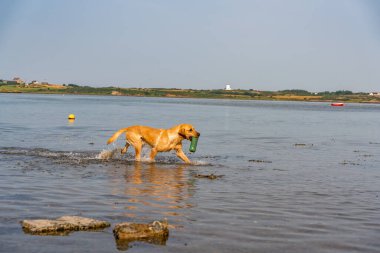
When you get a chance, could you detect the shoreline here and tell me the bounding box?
[1,86,380,104]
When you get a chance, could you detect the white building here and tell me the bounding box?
[225,84,232,90]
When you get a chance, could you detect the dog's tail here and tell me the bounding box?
[107,128,128,144]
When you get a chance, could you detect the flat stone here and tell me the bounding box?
[113,220,169,250]
[21,216,110,235]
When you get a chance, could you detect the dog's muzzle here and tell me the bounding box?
[190,132,200,141]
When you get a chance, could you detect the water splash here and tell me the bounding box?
[192,160,212,166]
[96,148,122,160]
[0,146,218,166]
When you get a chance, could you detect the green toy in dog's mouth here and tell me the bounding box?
[189,137,199,152]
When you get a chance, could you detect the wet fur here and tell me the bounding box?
[107,124,200,164]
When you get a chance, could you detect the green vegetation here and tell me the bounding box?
[0,83,379,103]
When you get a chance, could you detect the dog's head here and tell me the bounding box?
[178,124,200,140]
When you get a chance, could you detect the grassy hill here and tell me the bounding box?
[1,83,379,103]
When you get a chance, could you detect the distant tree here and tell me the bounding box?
[318,91,331,95]
[334,90,353,95]
[278,89,311,95]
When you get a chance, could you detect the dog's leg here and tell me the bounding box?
[149,148,158,162]
[134,143,142,161]
[175,148,191,164]
[121,143,130,154]
[126,132,143,162]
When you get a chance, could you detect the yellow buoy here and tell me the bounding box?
[68,114,76,120]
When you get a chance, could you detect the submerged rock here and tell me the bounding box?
[194,174,224,179]
[21,216,110,235]
[294,143,314,147]
[248,159,272,163]
[113,220,169,250]
[340,160,360,166]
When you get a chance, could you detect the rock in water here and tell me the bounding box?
[21,216,110,235]
[194,173,224,179]
[57,216,110,230]
[113,220,169,250]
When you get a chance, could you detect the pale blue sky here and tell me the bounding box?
[0,0,379,91]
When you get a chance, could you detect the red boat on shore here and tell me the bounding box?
[331,103,345,106]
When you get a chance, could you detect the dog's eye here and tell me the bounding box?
[189,129,193,132]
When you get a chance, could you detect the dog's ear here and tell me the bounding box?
[178,126,186,138]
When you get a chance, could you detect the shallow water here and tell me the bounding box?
[1,93,380,252]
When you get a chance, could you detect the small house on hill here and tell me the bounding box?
[13,77,25,84]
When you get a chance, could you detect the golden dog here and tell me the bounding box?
[107,124,200,163]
